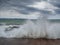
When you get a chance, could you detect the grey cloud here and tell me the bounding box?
[0,0,60,15]
[54,9,60,14]
[49,0,60,8]
[0,0,41,15]
[47,0,60,15]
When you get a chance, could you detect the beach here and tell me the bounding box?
[0,38,60,45]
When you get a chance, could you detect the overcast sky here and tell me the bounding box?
[0,0,60,19]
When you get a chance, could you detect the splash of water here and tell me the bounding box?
[0,14,60,39]
[0,14,47,38]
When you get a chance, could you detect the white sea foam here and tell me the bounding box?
[0,14,60,39]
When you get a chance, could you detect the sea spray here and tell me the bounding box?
[0,15,60,39]
[0,14,47,38]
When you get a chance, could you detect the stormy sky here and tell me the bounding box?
[0,0,60,19]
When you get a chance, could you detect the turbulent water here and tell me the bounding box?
[0,15,60,39]
[0,0,60,39]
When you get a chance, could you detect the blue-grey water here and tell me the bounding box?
[0,19,26,25]
[0,19,37,25]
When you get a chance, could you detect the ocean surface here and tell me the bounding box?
[0,18,60,39]
[0,19,37,25]
[0,19,27,25]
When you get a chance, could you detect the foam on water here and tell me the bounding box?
[0,14,46,38]
[0,15,60,39]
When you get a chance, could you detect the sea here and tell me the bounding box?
[0,19,27,25]
[0,19,37,25]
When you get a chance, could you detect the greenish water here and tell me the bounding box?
[48,19,60,23]
[0,19,60,25]
[0,19,37,25]
[0,19,27,25]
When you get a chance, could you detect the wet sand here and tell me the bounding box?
[0,38,60,45]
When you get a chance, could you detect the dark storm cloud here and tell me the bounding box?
[48,0,60,15]
[0,0,60,15]
[0,0,41,14]
[54,9,60,14]
[8,0,53,15]
[0,0,41,6]
[49,0,60,8]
